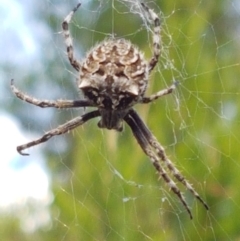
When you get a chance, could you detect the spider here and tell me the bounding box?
[11,2,208,218]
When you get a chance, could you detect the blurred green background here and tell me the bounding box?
[2,0,240,240]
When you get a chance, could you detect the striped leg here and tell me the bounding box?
[17,110,100,156]
[125,109,209,219]
[62,3,81,71]
[142,82,177,104]
[141,3,161,72]
[124,110,193,219]
[11,79,93,108]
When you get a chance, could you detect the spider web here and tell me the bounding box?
[4,0,240,240]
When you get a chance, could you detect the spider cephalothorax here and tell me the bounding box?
[11,3,208,218]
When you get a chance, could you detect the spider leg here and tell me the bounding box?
[11,79,93,108]
[141,81,178,104]
[62,3,81,71]
[128,109,209,213]
[17,110,100,156]
[141,3,161,72]
[124,109,193,219]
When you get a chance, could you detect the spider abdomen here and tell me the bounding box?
[79,38,149,109]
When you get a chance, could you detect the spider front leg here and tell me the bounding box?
[17,110,100,156]
[11,79,93,108]
[125,109,209,218]
[62,3,82,71]
[124,109,193,219]
[129,109,209,212]
[141,3,161,72]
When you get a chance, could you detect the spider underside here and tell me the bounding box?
[11,3,208,219]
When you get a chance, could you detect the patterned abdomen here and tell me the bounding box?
[79,38,149,98]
